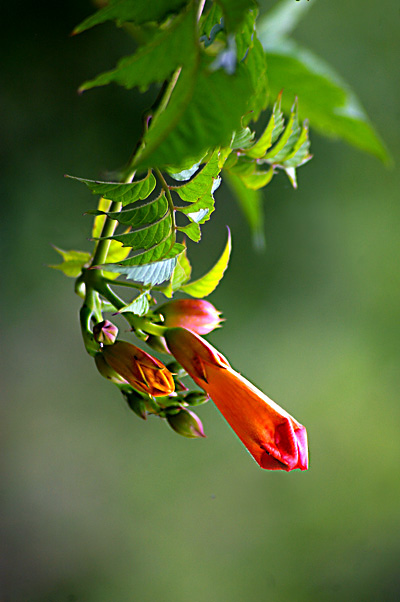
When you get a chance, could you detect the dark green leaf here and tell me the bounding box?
[73,0,188,35]
[79,4,197,93]
[132,57,251,171]
[67,172,156,207]
[105,210,172,249]
[98,193,168,228]
[215,0,257,33]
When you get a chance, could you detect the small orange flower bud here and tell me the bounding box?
[93,320,118,345]
[102,341,175,397]
[165,328,308,471]
[157,299,223,335]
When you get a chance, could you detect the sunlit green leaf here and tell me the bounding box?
[177,221,201,242]
[180,230,231,297]
[49,247,90,278]
[160,245,192,298]
[238,167,274,190]
[246,94,285,159]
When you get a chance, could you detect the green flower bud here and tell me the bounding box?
[122,389,148,420]
[166,408,206,439]
[184,391,210,406]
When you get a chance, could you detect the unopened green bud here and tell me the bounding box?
[166,361,187,379]
[93,320,118,345]
[166,408,205,439]
[146,334,170,354]
[184,391,210,406]
[122,389,148,420]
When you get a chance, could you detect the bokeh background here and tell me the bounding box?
[2,1,399,600]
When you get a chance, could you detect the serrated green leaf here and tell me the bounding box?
[49,247,91,278]
[119,292,150,316]
[215,0,257,33]
[171,151,221,203]
[73,0,188,35]
[262,40,390,164]
[101,244,185,285]
[265,100,300,162]
[99,193,168,228]
[107,239,184,268]
[180,230,231,297]
[67,172,156,207]
[105,210,172,249]
[231,127,255,150]
[246,95,285,159]
[224,173,264,249]
[132,57,251,171]
[280,120,312,168]
[177,221,201,242]
[79,4,196,93]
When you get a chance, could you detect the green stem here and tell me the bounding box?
[154,168,176,231]
[95,281,167,337]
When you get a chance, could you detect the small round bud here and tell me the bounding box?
[145,334,170,355]
[93,320,118,345]
[166,408,206,439]
[184,391,210,406]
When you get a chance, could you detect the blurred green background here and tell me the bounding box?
[2,1,399,600]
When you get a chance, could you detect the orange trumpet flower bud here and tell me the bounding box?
[102,341,175,397]
[164,328,308,471]
[157,299,223,335]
